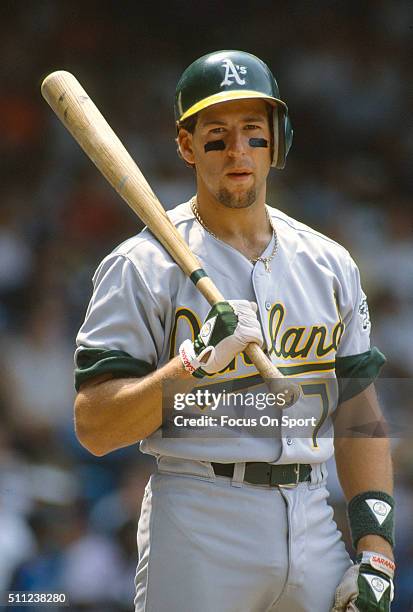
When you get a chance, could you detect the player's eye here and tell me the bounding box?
[209,127,226,135]
[244,124,261,131]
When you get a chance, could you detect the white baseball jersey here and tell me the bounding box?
[75,200,384,465]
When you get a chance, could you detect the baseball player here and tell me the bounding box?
[74,51,395,611]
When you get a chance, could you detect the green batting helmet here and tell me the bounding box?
[174,50,293,169]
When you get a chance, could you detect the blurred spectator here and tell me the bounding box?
[0,507,36,593]
[2,297,75,434]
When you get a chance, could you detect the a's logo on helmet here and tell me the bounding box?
[220,58,247,87]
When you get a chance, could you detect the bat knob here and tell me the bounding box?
[268,380,301,409]
[283,384,301,408]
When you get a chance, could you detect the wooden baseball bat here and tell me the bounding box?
[41,70,300,404]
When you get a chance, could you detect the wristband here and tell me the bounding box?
[348,491,395,549]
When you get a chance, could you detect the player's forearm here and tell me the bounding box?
[74,355,193,456]
[335,436,393,500]
[335,436,393,558]
[334,386,393,500]
[334,384,393,498]
[334,385,394,559]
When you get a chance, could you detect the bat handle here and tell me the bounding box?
[244,343,301,406]
[244,343,282,379]
[195,276,301,407]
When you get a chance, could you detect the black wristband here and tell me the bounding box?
[348,491,395,549]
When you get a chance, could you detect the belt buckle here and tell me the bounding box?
[277,464,300,488]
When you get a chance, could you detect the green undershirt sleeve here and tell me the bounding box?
[75,347,156,391]
[335,346,386,402]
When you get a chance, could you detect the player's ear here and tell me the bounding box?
[177,128,195,167]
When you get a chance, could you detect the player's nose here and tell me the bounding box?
[226,128,247,157]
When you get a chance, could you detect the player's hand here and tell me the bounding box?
[331,552,394,611]
[179,300,263,376]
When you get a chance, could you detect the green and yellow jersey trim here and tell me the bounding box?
[74,346,385,404]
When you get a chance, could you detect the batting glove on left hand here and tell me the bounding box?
[179,300,263,377]
[331,551,394,612]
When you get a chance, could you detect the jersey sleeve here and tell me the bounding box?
[74,253,163,390]
[335,255,385,401]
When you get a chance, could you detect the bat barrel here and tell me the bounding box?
[41,71,202,278]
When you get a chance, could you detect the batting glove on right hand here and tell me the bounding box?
[331,552,394,612]
[179,300,263,377]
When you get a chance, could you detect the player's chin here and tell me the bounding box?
[217,186,256,209]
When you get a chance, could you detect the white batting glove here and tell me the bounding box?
[331,552,394,612]
[179,300,263,376]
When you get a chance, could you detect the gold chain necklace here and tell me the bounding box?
[190,196,278,273]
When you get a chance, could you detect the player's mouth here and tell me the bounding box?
[225,169,253,181]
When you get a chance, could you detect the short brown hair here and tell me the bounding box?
[177,114,198,134]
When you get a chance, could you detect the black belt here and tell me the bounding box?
[212,462,312,488]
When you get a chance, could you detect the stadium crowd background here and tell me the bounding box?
[1,1,412,610]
